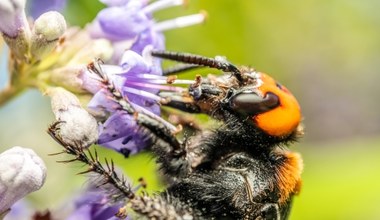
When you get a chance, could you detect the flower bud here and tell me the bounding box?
[0,0,31,61]
[0,0,29,37]
[48,65,88,94]
[31,11,67,60]
[47,87,99,148]
[0,146,46,215]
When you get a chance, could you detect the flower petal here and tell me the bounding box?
[100,0,131,6]
[125,92,160,115]
[67,190,122,220]
[97,4,151,40]
[119,50,151,73]
[88,88,120,113]
[131,28,165,54]
[98,111,152,156]
[27,0,66,19]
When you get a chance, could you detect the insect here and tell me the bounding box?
[131,50,304,219]
[50,50,303,220]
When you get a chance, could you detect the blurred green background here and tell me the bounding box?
[1,0,380,219]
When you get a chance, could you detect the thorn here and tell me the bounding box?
[111,159,115,171]
[94,150,99,161]
[104,157,110,170]
[88,150,96,162]
[47,129,66,146]
[98,177,111,187]
[48,151,66,156]
[56,158,78,163]
[77,168,94,175]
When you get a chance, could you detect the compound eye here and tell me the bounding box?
[229,92,280,115]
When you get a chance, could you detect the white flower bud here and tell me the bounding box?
[0,146,46,215]
[47,87,99,148]
[31,11,67,60]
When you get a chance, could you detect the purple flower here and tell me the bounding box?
[81,48,193,156]
[95,0,151,41]
[3,200,32,220]
[66,188,123,220]
[97,111,152,155]
[84,49,164,114]
[81,0,203,156]
[88,0,205,61]
[27,0,67,19]
[130,28,165,55]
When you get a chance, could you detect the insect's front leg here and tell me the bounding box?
[135,112,196,180]
[127,110,197,179]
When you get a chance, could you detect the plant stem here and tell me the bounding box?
[0,85,25,107]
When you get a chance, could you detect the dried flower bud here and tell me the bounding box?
[0,146,46,215]
[47,87,98,148]
[31,11,67,60]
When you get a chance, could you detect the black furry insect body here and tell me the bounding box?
[127,51,304,220]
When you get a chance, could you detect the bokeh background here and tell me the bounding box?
[1,0,380,219]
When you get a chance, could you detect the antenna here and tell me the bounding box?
[151,50,243,82]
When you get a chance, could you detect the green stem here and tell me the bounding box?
[0,85,25,107]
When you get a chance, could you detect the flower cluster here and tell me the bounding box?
[89,0,205,59]
[80,0,204,156]
[0,0,112,106]
[0,0,66,62]
[0,0,204,219]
